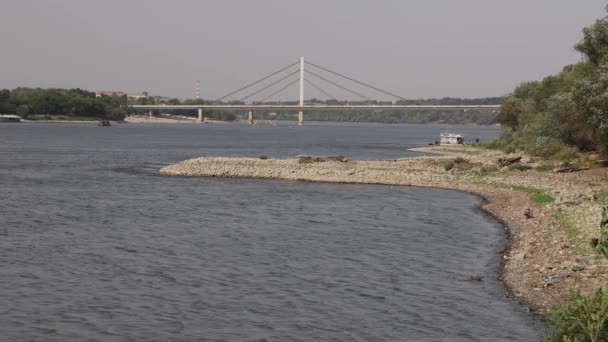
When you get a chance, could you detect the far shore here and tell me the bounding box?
[124,116,242,124]
[159,145,608,314]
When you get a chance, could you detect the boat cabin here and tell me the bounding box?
[0,114,22,122]
[440,133,464,145]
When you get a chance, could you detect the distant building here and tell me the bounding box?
[96,91,148,100]
[96,90,126,97]
[149,96,171,104]
[127,92,148,100]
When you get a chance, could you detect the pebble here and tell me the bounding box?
[571,265,586,272]
[575,256,595,263]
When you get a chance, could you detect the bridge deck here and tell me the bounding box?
[131,104,500,111]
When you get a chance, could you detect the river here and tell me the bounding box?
[0,122,543,341]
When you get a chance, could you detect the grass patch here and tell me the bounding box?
[534,163,555,172]
[478,165,498,176]
[594,191,608,205]
[554,208,595,255]
[508,164,532,171]
[512,185,555,205]
[592,209,608,259]
[554,209,579,238]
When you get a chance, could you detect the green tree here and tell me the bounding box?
[497,97,523,129]
[16,104,31,117]
[572,64,608,155]
[576,12,608,66]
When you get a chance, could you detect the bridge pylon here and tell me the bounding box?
[299,56,304,126]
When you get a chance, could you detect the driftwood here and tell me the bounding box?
[298,155,349,164]
[497,156,522,167]
[554,166,590,173]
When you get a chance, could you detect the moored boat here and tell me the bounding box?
[0,114,22,122]
[440,132,464,145]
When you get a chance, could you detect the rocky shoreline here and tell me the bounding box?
[160,145,608,314]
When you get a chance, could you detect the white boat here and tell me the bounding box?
[440,133,464,145]
[0,115,22,122]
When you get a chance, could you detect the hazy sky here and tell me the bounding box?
[1,1,606,100]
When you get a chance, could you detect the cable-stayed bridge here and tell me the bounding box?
[132,57,500,125]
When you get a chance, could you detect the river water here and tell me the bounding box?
[0,122,543,341]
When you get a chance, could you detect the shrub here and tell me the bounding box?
[546,289,608,342]
[528,136,564,158]
[503,144,517,154]
[444,160,455,171]
[453,157,468,164]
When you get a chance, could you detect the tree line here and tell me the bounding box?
[0,88,127,120]
[495,8,608,158]
[0,87,501,125]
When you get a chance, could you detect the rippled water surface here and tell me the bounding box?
[0,123,542,341]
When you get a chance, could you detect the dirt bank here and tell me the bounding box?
[160,145,608,313]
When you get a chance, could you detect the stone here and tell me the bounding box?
[575,256,595,263]
[571,265,586,272]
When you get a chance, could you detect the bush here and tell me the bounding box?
[444,160,455,171]
[546,289,608,342]
[527,136,579,159]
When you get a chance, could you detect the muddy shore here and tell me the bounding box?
[160,145,608,313]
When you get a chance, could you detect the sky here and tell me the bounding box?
[0,0,606,101]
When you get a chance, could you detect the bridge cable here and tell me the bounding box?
[260,78,300,103]
[239,70,300,102]
[304,78,336,100]
[305,60,407,101]
[305,69,372,101]
[214,61,299,102]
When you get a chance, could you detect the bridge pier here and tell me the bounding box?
[298,111,304,126]
[198,108,203,122]
[248,111,253,125]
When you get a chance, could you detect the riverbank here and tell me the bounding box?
[125,116,197,124]
[124,116,243,124]
[160,145,608,314]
